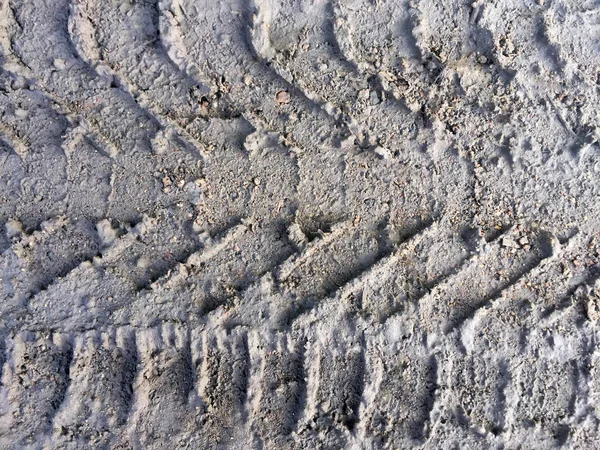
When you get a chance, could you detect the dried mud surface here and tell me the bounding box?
[0,0,599,448]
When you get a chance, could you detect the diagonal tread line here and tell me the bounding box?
[447,243,556,334]
[285,218,437,325]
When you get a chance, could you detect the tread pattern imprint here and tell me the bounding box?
[0,0,599,448]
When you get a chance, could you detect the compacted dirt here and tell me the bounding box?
[0,0,599,448]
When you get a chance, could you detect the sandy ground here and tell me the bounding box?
[0,0,599,448]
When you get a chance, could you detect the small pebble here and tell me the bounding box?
[276,90,290,104]
[53,58,66,70]
[502,237,521,249]
[369,90,381,105]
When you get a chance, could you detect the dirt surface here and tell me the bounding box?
[0,0,599,448]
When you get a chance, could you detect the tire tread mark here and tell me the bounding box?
[126,324,193,448]
[22,213,201,333]
[0,332,73,446]
[253,0,414,151]
[247,331,306,447]
[69,0,218,160]
[170,0,347,151]
[131,221,296,326]
[0,218,101,323]
[360,336,436,447]
[419,227,554,333]
[0,79,70,228]
[198,328,250,446]
[50,329,138,447]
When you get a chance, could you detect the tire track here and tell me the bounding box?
[72,0,209,121]
[419,225,554,334]
[0,75,69,229]
[224,218,393,330]
[252,0,418,153]
[241,221,474,444]
[331,0,433,108]
[461,230,600,337]
[168,0,349,151]
[0,217,101,328]
[22,211,199,333]
[0,289,595,448]
[335,220,475,324]
[8,0,194,223]
[21,216,296,333]
[129,220,296,326]
[508,358,578,446]
[295,317,365,447]
[0,1,598,448]
[127,324,194,449]
[247,330,306,448]
[445,354,510,436]
[446,238,598,445]
[0,135,25,239]
[359,334,437,447]
[63,127,112,221]
[0,332,73,447]
[69,0,239,158]
[195,328,250,448]
[50,328,138,449]
[225,215,471,332]
[8,0,158,147]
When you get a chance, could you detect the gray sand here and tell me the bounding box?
[0,0,599,448]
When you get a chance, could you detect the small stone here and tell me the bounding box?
[374,146,392,159]
[96,219,118,246]
[288,223,307,249]
[53,58,66,70]
[369,90,381,105]
[477,55,488,64]
[276,90,290,104]
[502,237,521,249]
[15,108,28,119]
[200,99,210,115]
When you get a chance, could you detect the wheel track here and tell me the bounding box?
[0,280,598,448]
[50,328,138,449]
[438,232,599,445]
[129,220,297,326]
[247,330,306,447]
[0,76,69,229]
[359,333,437,447]
[0,1,598,448]
[167,0,350,151]
[22,211,202,333]
[69,0,240,159]
[7,0,204,223]
[252,0,419,153]
[0,331,73,447]
[296,316,366,447]
[0,216,101,329]
[419,225,554,335]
